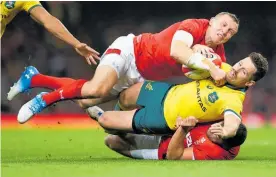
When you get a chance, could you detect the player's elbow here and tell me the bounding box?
[170,45,181,61]
[104,135,117,150]
[166,149,183,160]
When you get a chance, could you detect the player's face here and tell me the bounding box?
[226,57,257,88]
[209,14,238,45]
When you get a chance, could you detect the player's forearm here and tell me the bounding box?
[171,41,210,71]
[170,41,194,65]
[44,16,80,48]
[166,127,187,160]
[223,114,241,138]
[223,126,237,138]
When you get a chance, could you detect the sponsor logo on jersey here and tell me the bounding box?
[145,82,153,91]
[194,137,206,145]
[208,92,219,103]
[196,81,207,112]
[1,14,10,19]
[5,1,15,9]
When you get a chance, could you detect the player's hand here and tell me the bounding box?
[176,116,198,131]
[209,123,228,139]
[209,67,226,87]
[192,44,214,57]
[75,43,101,65]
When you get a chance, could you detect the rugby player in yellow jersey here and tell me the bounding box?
[0,1,100,64]
[97,52,268,138]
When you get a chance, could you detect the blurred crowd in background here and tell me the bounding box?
[1,2,276,126]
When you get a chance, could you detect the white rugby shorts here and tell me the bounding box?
[98,34,144,95]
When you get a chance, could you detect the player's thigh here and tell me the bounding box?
[86,62,121,96]
[119,82,144,109]
[94,35,135,96]
[99,110,137,132]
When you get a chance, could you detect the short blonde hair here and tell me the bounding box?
[215,12,240,26]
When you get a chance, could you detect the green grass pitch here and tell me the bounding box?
[2,128,276,177]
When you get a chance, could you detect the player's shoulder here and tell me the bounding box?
[21,1,41,13]
[180,18,209,27]
[228,146,240,159]
[23,1,41,6]
[193,136,231,160]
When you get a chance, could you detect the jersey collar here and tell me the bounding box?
[225,83,248,93]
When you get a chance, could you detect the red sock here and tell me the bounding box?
[31,74,77,90]
[42,79,87,105]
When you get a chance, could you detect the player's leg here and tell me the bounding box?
[104,134,134,158]
[43,34,135,103]
[105,133,161,159]
[7,66,116,110]
[17,60,121,123]
[99,81,174,134]
[17,36,133,123]
[98,110,136,132]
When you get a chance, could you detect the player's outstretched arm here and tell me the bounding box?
[166,117,197,160]
[210,113,241,139]
[29,6,100,65]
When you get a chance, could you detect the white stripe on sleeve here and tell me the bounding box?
[172,30,194,48]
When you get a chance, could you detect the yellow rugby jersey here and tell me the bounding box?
[1,1,41,37]
[163,63,245,130]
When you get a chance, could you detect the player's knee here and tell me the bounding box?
[85,82,110,98]
[119,91,132,110]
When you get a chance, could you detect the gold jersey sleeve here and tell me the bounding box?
[21,1,41,13]
[1,1,41,37]
[163,63,245,130]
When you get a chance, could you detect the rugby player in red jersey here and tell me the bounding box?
[9,12,239,123]
[105,117,247,160]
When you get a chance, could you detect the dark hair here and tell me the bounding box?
[215,12,240,26]
[249,52,269,82]
[222,123,247,150]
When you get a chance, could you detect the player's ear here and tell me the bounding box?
[245,80,255,87]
